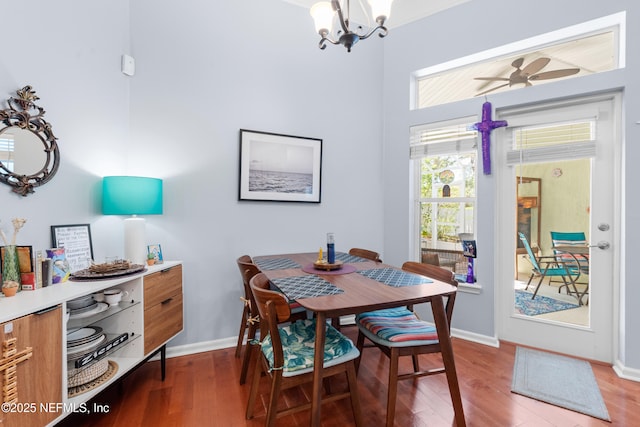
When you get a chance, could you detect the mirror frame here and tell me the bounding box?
[0,86,59,196]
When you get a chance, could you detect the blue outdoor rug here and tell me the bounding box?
[514,289,579,316]
[512,347,610,421]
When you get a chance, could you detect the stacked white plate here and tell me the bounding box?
[67,294,95,311]
[67,326,106,362]
[68,294,110,320]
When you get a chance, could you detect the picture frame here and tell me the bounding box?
[50,224,94,273]
[0,245,33,273]
[239,129,322,203]
[147,244,163,264]
[462,240,477,258]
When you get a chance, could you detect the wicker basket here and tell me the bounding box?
[68,358,109,387]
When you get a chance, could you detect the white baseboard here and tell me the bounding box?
[451,327,500,348]
[613,359,640,382]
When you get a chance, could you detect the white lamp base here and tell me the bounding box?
[124,217,146,265]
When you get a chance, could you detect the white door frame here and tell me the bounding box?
[495,92,621,362]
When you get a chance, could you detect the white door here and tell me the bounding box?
[496,93,620,362]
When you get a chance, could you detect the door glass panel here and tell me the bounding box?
[514,159,590,327]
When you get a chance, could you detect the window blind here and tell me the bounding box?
[410,121,477,159]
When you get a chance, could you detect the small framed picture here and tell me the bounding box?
[239,129,322,203]
[51,224,94,273]
[462,240,477,258]
[147,244,163,264]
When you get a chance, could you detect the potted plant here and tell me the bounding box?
[146,252,156,266]
[1,218,26,297]
[2,281,18,297]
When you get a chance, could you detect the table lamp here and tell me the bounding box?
[102,176,163,265]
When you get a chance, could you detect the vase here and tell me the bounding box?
[2,244,21,291]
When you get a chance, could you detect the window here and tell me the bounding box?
[412,12,624,109]
[411,120,477,273]
[0,134,15,172]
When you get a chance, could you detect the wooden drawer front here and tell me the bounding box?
[144,293,183,354]
[144,264,182,310]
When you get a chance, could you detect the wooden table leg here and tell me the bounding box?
[431,295,466,427]
[311,312,326,427]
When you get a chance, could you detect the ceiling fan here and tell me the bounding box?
[474,57,580,96]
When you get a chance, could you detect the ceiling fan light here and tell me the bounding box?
[311,2,335,36]
[367,0,393,23]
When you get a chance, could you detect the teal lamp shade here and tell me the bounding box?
[102,176,163,265]
[102,176,163,215]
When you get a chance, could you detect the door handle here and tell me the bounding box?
[589,241,610,250]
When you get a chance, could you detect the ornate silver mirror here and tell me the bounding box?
[0,86,59,196]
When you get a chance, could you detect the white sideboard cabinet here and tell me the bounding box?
[0,261,183,426]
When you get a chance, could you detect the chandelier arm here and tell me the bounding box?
[357,24,388,41]
[318,36,341,50]
[332,0,351,35]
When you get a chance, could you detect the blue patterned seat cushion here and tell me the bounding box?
[356,307,439,347]
[261,319,358,376]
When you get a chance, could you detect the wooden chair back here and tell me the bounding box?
[349,248,382,262]
[401,261,458,329]
[236,256,260,310]
[249,272,292,326]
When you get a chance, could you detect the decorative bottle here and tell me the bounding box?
[327,233,335,264]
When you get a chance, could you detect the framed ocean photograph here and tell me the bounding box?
[238,129,322,203]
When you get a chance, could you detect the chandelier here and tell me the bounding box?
[310,0,393,52]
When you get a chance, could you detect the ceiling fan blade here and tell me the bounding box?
[475,83,509,97]
[474,77,510,82]
[521,57,550,76]
[511,58,525,69]
[529,68,580,81]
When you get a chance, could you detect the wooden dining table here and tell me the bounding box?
[253,251,466,427]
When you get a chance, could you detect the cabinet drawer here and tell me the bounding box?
[144,293,183,354]
[144,264,182,310]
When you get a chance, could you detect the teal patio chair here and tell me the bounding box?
[518,232,583,304]
[550,231,590,273]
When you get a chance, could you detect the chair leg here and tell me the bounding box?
[331,317,341,330]
[266,372,283,427]
[235,304,249,358]
[412,354,420,372]
[386,348,400,427]
[346,361,363,427]
[239,321,258,385]
[245,350,263,420]
[531,275,545,300]
[524,273,535,290]
[355,331,365,374]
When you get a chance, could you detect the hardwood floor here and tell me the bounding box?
[57,331,640,426]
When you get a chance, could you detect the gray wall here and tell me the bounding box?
[0,1,385,347]
[382,0,640,370]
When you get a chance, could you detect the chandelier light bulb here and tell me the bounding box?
[310,2,335,36]
[367,0,393,24]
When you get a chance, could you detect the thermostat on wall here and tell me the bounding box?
[121,54,135,76]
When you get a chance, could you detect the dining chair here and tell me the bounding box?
[235,255,262,385]
[332,248,383,330]
[348,247,382,262]
[246,273,363,427]
[519,232,582,301]
[235,256,306,385]
[354,261,458,427]
[550,231,590,271]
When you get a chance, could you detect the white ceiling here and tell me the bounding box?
[283,0,471,29]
